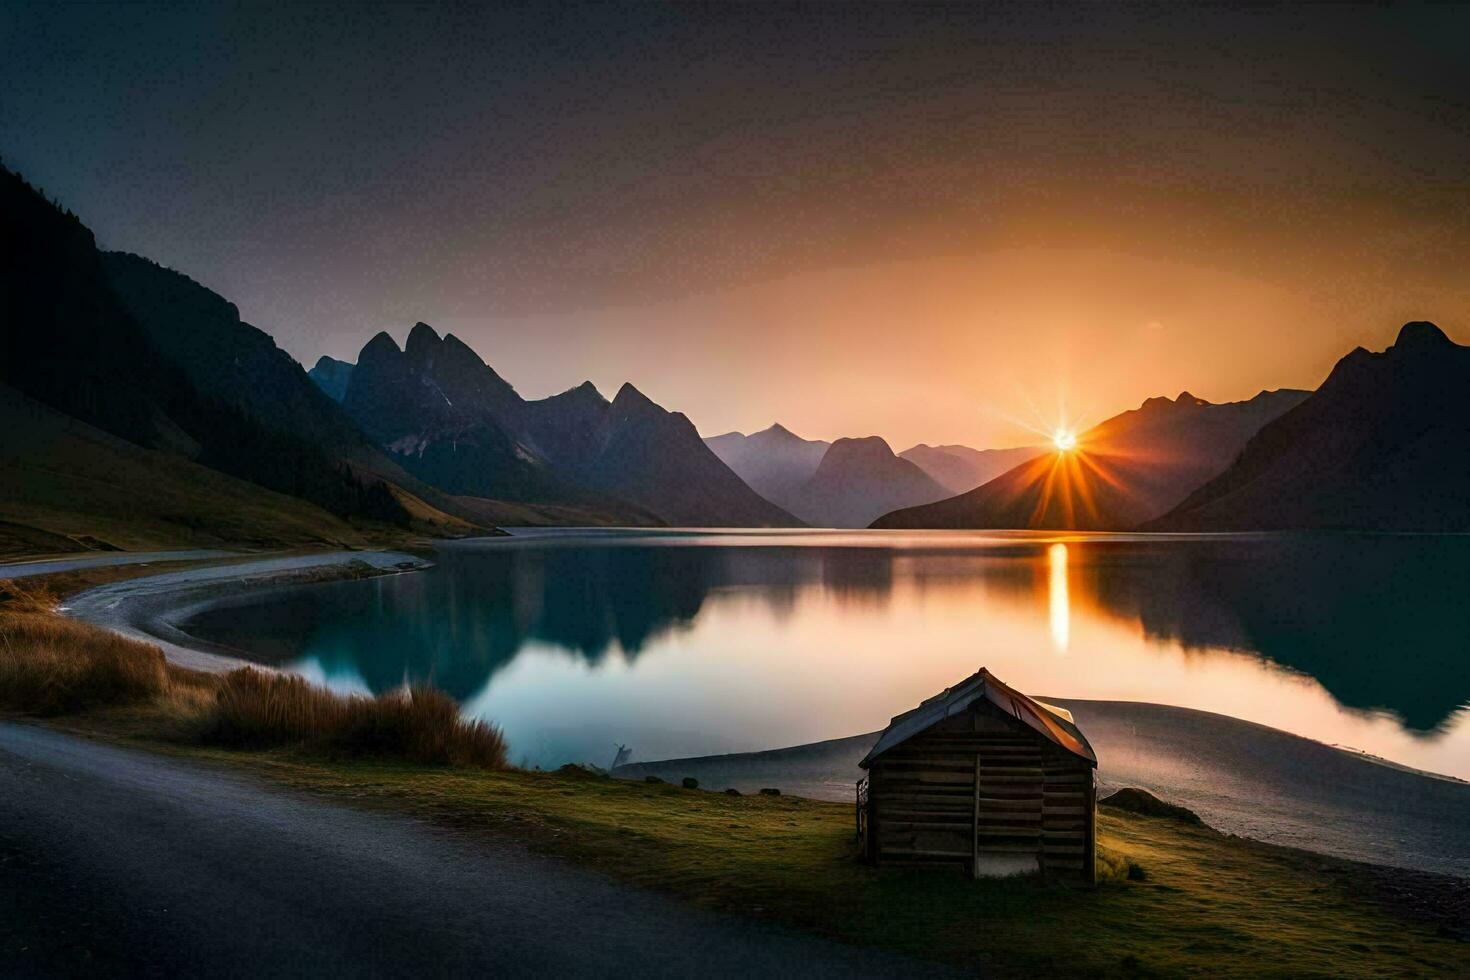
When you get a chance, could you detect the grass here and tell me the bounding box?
[3,578,1465,976]
[0,579,504,769]
[204,669,506,768]
[186,756,1463,978]
[0,579,182,715]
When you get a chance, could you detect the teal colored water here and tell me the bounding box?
[178,529,1470,775]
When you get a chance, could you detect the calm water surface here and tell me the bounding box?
[180,530,1470,777]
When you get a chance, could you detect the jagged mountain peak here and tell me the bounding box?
[361,331,402,359]
[612,382,657,412]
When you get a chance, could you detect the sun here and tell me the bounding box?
[1052,428,1077,452]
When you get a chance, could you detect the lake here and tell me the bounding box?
[179,529,1470,778]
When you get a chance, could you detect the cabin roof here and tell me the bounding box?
[858,668,1098,768]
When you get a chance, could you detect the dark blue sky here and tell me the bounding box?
[5,3,1468,445]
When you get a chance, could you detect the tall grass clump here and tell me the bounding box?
[0,579,169,715]
[203,668,507,769]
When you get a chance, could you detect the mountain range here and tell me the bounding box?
[705,424,830,504]
[871,388,1311,530]
[5,162,1466,546]
[897,444,1045,495]
[1147,323,1470,532]
[331,323,798,528]
[0,162,790,551]
[782,437,949,528]
[0,165,489,552]
[707,427,954,527]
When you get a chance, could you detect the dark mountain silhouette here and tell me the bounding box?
[340,324,641,518]
[873,389,1309,530]
[0,383,376,554]
[95,252,507,535]
[309,356,353,402]
[785,436,949,528]
[0,164,427,533]
[1080,534,1470,732]
[341,324,796,527]
[704,424,830,508]
[1148,322,1470,531]
[539,382,800,527]
[899,443,1046,495]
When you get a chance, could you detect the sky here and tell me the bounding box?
[4,2,1469,449]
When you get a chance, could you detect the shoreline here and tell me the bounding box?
[59,550,431,674]
[616,699,1470,878]
[43,546,1470,878]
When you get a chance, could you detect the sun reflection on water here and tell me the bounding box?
[1048,542,1070,653]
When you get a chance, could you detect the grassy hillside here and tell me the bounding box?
[0,383,381,555]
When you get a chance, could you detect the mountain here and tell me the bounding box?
[96,252,501,536]
[872,388,1310,530]
[1148,323,1470,531]
[340,324,644,518]
[545,383,800,527]
[785,436,950,528]
[899,443,1046,495]
[0,165,470,538]
[704,424,830,506]
[341,324,797,527]
[309,356,353,402]
[0,383,377,555]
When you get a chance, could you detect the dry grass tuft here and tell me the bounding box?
[1,580,505,769]
[0,579,169,715]
[202,668,507,769]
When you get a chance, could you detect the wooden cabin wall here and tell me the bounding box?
[866,705,1095,881]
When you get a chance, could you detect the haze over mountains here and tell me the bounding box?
[872,389,1311,531]
[1149,323,1470,532]
[784,437,948,528]
[898,444,1046,495]
[707,427,959,527]
[705,425,830,504]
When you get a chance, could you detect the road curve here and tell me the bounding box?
[0,724,944,979]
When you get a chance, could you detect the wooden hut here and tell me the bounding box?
[857,668,1098,881]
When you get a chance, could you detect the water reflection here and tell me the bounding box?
[1048,543,1070,653]
[178,531,1470,772]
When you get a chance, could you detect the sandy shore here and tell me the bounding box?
[617,698,1470,878]
[60,550,430,673]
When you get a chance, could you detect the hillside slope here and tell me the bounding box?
[1148,323,1470,531]
[0,384,372,555]
[0,165,492,542]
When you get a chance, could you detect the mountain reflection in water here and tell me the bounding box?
[178,531,1470,773]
